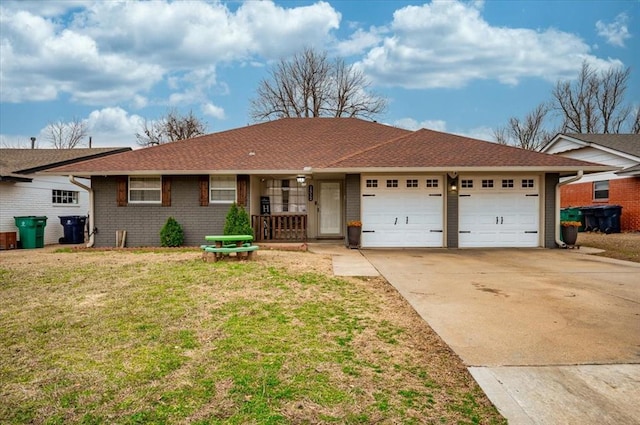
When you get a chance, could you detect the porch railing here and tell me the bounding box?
[252,214,307,242]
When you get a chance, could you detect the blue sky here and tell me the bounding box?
[1,0,638,149]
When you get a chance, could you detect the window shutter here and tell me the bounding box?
[117,176,128,207]
[237,175,249,207]
[162,176,171,207]
[199,176,209,206]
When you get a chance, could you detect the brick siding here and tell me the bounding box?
[92,176,239,247]
[561,176,640,231]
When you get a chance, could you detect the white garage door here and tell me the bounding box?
[361,175,444,247]
[458,175,540,248]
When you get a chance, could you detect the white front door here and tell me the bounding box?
[319,181,342,236]
[361,175,444,248]
[458,175,540,247]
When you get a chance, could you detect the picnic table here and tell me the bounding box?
[201,235,258,262]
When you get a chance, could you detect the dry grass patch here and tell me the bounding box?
[0,248,505,424]
[577,231,640,263]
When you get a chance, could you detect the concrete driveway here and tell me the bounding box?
[362,248,640,425]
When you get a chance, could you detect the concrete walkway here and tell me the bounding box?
[312,244,640,425]
[307,243,379,277]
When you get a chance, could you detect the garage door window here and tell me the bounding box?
[461,179,473,188]
[522,179,535,188]
[482,179,494,188]
[426,179,439,188]
[406,179,418,188]
[594,181,609,200]
[366,179,378,188]
[502,179,514,188]
[386,179,398,188]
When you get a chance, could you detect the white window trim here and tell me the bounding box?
[593,180,609,200]
[210,175,237,204]
[52,189,80,206]
[128,176,162,204]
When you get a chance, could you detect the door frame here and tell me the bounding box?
[317,180,343,238]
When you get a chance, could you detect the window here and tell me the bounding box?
[522,179,535,188]
[386,179,398,188]
[461,179,473,188]
[264,179,306,213]
[210,175,236,203]
[406,179,418,188]
[502,179,514,188]
[482,179,494,188]
[594,180,609,200]
[129,177,161,203]
[426,179,439,188]
[52,189,79,205]
[366,179,378,188]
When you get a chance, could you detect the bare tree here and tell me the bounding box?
[45,118,88,148]
[251,47,387,121]
[493,103,555,150]
[632,107,640,134]
[136,109,206,147]
[552,62,632,133]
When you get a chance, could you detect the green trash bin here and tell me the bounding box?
[561,207,584,232]
[14,216,48,249]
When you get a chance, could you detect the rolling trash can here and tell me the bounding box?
[597,205,622,234]
[579,206,599,232]
[14,216,48,249]
[561,207,584,231]
[59,216,87,244]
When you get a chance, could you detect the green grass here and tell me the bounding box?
[0,250,505,424]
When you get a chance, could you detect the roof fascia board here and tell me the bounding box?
[40,166,617,177]
[0,175,33,182]
[40,169,314,177]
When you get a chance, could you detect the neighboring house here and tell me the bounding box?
[45,118,611,249]
[0,148,131,246]
[541,134,640,231]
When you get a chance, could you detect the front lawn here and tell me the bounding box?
[0,248,505,424]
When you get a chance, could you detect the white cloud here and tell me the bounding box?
[83,107,145,148]
[335,27,383,57]
[0,1,341,105]
[394,118,447,132]
[0,7,163,104]
[356,0,623,89]
[202,103,226,120]
[596,13,631,47]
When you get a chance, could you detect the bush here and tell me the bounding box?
[224,203,253,237]
[160,216,184,247]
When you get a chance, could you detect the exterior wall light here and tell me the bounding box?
[296,175,306,184]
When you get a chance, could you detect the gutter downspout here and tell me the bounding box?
[555,170,583,248]
[69,175,95,248]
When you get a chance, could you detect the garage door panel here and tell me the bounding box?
[458,176,540,248]
[361,175,443,248]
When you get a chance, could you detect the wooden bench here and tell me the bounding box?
[201,235,258,262]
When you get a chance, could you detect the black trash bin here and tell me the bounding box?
[598,205,622,234]
[580,206,600,231]
[59,216,87,244]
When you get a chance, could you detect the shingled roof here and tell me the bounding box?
[0,148,131,182]
[560,133,640,158]
[46,118,610,176]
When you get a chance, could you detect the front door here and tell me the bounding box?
[318,181,342,237]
